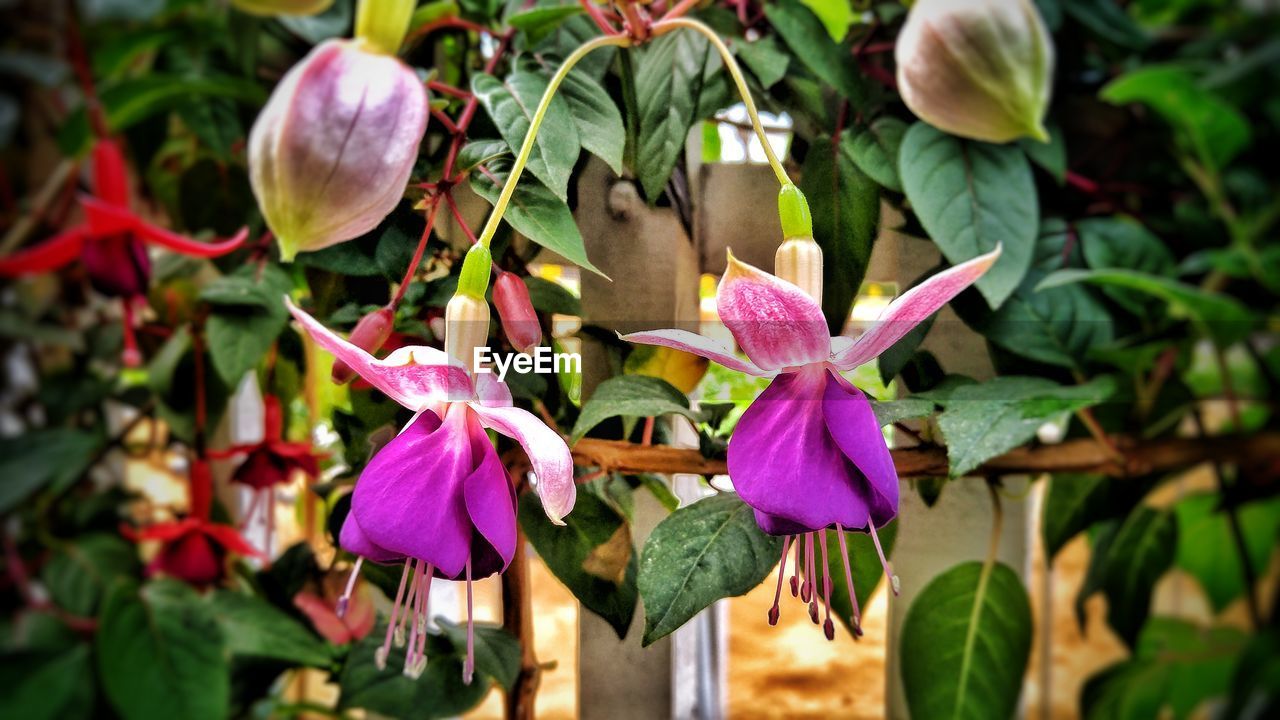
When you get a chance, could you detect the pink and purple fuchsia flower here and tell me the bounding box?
[624,247,999,637]
[285,298,573,681]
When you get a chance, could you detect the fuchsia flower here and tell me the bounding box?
[623,247,999,637]
[129,517,262,587]
[284,297,573,680]
[0,140,246,365]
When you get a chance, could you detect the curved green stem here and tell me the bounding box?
[652,17,791,187]
[475,34,633,248]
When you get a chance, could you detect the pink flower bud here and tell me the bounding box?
[493,271,541,353]
[249,40,428,261]
[332,306,395,384]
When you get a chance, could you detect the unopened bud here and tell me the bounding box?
[775,236,823,302]
[248,39,427,261]
[445,294,490,372]
[493,271,542,353]
[896,0,1053,144]
[332,307,395,384]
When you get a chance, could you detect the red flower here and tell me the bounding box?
[127,517,262,588]
[0,139,247,365]
[210,396,323,490]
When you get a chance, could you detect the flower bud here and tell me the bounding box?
[775,237,823,302]
[231,0,334,16]
[445,294,490,373]
[896,0,1053,144]
[493,271,542,353]
[248,39,428,261]
[331,306,395,384]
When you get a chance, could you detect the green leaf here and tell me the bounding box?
[1100,506,1177,646]
[455,139,511,176]
[570,375,700,444]
[202,265,292,386]
[1036,268,1254,345]
[1019,122,1067,183]
[472,71,580,201]
[1062,0,1149,49]
[763,0,867,104]
[849,117,908,192]
[206,591,333,667]
[0,644,94,720]
[1225,628,1280,719]
[0,429,102,513]
[1083,618,1245,720]
[633,30,721,199]
[59,74,266,156]
[338,623,490,718]
[810,522,897,637]
[520,488,637,637]
[470,158,603,277]
[800,133,880,333]
[638,493,783,645]
[734,35,789,89]
[937,376,1116,477]
[1076,216,1176,314]
[899,122,1039,308]
[505,5,582,43]
[523,276,580,315]
[1041,475,1113,563]
[97,580,230,720]
[870,398,935,427]
[557,65,626,175]
[40,534,137,617]
[436,620,522,690]
[901,561,1033,720]
[1101,65,1250,171]
[1173,494,1280,613]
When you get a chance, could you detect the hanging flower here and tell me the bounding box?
[127,517,262,588]
[0,139,246,365]
[284,297,573,680]
[208,395,324,545]
[623,247,1000,636]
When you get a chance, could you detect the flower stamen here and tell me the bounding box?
[868,522,899,595]
[789,533,803,597]
[818,532,835,640]
[806,533,819,623]
[768,534,793,626]
[835,524,863,637]
[336,556,363,618]
[377,561,413,670]
[464,559,475,685]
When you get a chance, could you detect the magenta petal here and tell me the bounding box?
[470,402,574,524]
[728,368,870,533]
[462,415,517,573]
[620,328,773,377]
[716,253,830,371]
[822,371,898,527]
[338,511,402,564]
[830,246,1001,370]
[351,409,474,577]
[286,297,472,411]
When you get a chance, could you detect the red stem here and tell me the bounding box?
[581,0,620,34]
[409,16,491,42]
[431,106,460,135]
[64,0,108,140]
[391,196,445,307]
[662,0,702,22]
[444,192,478,244]
[427,80,472,100]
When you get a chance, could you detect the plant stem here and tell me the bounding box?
[650,17,791,187]
[474,34,633,249]
[391,195,444,307]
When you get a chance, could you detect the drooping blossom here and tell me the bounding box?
[284,297,573,680]
[0,139,246,365]
[623,247,999,637]
[127,517,262,587]
[208,395,324,546]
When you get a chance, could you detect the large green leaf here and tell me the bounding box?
[1041,475,1113,563]
[1037,268,1254,345]
[472,71,580,201]
[1099,507,1178,646]
[1173,493,1280,613]
[763,0,867,104]
[1076,217,1178,315]
[901,561,1033,720]
[520,488,637,638]
[40,534,137,617]
[206,591,333,667]
[632,30,721,199]
[97,580,230,720]
[734,35,790,89]
[1101,65,1250,171]
[570,375,700,444]
[470,158,603,276]
[849,117,908,192]
[0,644,94,720]
[937,376,1117,477]
[899,123,1039,308]
[638,493,783,645]
[800,133,880,333]
[200,264,292,386]
[0,428,102,513]
[557,64,625,175]
[338,623,491,718]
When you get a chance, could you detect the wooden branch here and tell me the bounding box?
[571,432,1280,480]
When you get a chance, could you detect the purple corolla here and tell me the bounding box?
[285,298,573,680]
[623,247,999,636]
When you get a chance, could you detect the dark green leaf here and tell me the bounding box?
[523,276,580,315]
[1225,628,1280,719]
[638,493,783,645]
[97,580,230,720]
[849,117,908,192]
[472,71,580,201]
[734,35,789,89]
[901,561,1033,720]
[207,591,333,667]
[278,0,354,43]
[1063,0,1149,49]
[763,0,867,104]
[436,619,522,690]
[455,139,511,176]
[1041,475,1113,563]
[1101,506,1177,646]
[633,30,721,199]
[1019,122,1066,183]
[506,5,582,43]
[570,375,700,444]
[800,133,880,333]
[899,123,1039,308]
[40,534,137,617]
[1076,216,1176,314]
[1173,493,1280,613]
[338,623,490,718]
[202,265,292,386]
[0,429,102,513]
[0,644,94,720]
[557,66,625,175]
